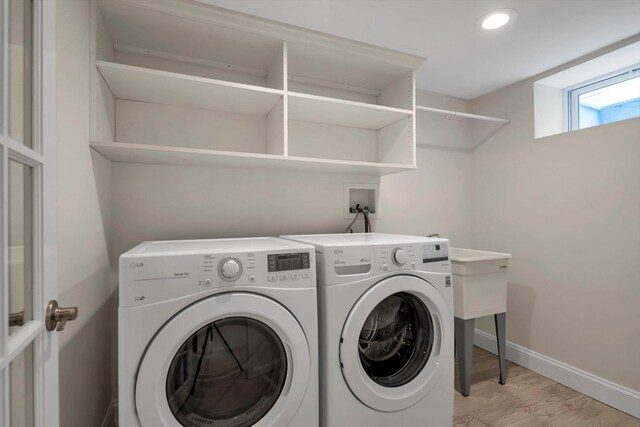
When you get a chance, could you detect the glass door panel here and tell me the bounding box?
[9,342,34,427]
[8,0,33,146]
[8,160,33,336]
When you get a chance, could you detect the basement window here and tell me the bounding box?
[568,66,640,131]
[533,41,640,139]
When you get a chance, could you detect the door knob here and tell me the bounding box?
[46,300,78,331]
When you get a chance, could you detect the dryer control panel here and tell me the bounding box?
[374,243,449,274]
[120,239,316,307]
[422,243,449,263]
[280,233,451,286]
[317,241,450,286]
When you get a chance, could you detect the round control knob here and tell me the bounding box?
[392,248,408,266]
[219,258,242,281]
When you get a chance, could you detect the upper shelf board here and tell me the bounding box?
[90,141,416,176]
[288,92,413,130]
[96,61,283,116]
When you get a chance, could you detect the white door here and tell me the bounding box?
[1,1,64,426]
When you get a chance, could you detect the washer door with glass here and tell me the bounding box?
[135,293,311,427]
[340,275,450,412]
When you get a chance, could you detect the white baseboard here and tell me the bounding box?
[474,329,640,419]
[101,400,118,427]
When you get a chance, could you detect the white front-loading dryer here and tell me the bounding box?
[281,233,454,427]
[118,237,318,427]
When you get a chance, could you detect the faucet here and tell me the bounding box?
[427,233,440,238]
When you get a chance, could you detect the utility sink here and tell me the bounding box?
[450,248,512,319]
[451,248,512,396]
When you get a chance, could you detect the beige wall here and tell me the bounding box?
[57,1,113,426]
[470,51,640,391]
[109,146,474,257]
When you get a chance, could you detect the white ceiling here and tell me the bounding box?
[203,0,640,99]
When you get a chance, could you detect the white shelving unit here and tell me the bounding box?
[90,0,424,176]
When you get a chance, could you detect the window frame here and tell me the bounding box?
[567,65,640,131]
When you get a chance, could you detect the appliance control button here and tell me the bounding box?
[279,273,289,280]
[392,248,408,266]
[219,258,242,281]
[203,278,213,287]
[410,261,416,268]
[291,272,300,279]
[382,263,388,271]
[302,272,310,278]
[268,275,277,282]
[248,274,256,283]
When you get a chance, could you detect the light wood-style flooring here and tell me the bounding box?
[453,347,640,426]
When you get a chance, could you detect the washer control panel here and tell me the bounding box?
[267,252,312,284]
[268,252,311,272]
[120,246,315,307]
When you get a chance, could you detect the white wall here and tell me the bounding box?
[470,46,640,391]
[57,1,113,426]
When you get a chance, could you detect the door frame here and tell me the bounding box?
[0,0,58,426]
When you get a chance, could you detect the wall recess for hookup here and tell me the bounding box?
[344,183,379,220]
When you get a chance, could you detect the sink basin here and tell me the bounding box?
[450,248,511,319]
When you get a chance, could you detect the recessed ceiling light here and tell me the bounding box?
[480,9,517,30]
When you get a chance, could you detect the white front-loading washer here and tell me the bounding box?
[281,233,454,427]
[118,237,318,427]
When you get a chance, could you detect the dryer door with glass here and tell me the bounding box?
[135,292,310,427]
[340,274,451,412]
